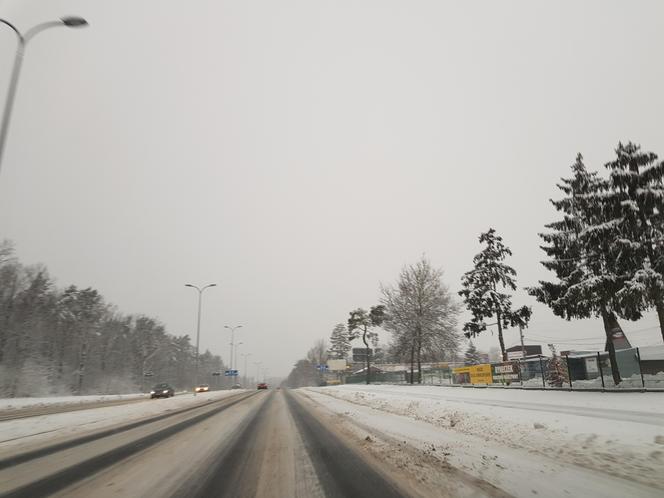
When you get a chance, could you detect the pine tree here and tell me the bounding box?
[347,306,385,385]
[601,143,664,343]
[459,228,532,361]
[546,345,569,387]
[529,153,629,384]
[328,323,351,360]
[464,341,482,365]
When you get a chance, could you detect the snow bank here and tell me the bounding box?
[303,384,664,495]
[0,393,145,411]
[572,372,664,389]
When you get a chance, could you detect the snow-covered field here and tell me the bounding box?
[302,384,664,498]
[0,390,246,456]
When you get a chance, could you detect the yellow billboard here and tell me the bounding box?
[452,364,493,385]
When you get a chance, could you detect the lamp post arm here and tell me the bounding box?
[0,20,24,175]
[0,19,23,42]
[24,21,65,43]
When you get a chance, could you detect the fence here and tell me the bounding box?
[342,345,664,390]
[446,345,664,391]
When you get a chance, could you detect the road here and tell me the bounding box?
[0,389,483,498]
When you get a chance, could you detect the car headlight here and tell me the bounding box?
[163,390,169,394]
[150,391,155,394]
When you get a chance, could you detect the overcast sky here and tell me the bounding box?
[1,1,663,377]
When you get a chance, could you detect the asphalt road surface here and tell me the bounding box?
[0,389,485,498]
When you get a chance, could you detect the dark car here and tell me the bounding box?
[257,383,268,390]
[150,383,175,398]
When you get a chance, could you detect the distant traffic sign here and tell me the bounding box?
[212,372,221,376]
[224,369,239,377]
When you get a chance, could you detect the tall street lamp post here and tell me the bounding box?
[241,352,252,387]
[185,283,216,395]
[234,342,243,383]
[224,324,242,374]
[235,341,243,362]
[0,16,88,175]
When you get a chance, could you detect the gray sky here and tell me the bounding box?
[1,0,663,376]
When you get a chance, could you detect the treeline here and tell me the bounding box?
[285,339,328,388]
[457,143,664,385]
[0,241,225,397]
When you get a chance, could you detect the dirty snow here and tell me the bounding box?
[0,393,145,411]
[302,384,664,497]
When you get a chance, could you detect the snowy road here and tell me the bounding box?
[302,385,664,498]
[4,386,660,497]
[1,389,496,497]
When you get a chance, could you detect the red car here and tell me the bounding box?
[257,383,268,390]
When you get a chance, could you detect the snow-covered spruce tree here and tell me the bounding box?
[459,229,532,361]
[327,323,351,360]
[464,341,482,365]
[347,306,385,385]
[601,143,664,343]
[545,344,569,388]
[528,154,632,385]
[381,257,460,384]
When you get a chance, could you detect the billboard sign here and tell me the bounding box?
[452,364,493,385]
[491,362,520,382]
[585,357,599,374]
[352,348,372,362]
[327,359,347,372]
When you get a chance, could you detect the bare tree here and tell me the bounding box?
[381,257,460,383]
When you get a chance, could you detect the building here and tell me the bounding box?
[506,344,543,360]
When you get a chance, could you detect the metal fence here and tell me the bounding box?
[443,345,664,391]
[343,346,664,390]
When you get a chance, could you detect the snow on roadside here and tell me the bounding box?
[0,390,247,456]
[303,385,664,495]
[0,393,145,411]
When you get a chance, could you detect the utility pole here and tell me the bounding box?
[519,324,526,360]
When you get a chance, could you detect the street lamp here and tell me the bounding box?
[241,352,252,387]
[233,342,243,384]
[224,325,242,373]
[185,283,217,395]
[0,16,88,175]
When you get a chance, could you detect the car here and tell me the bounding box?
[150,383,175,398]
[194,384,209,393]
[257,382,268,390]
[231,384,242,389]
